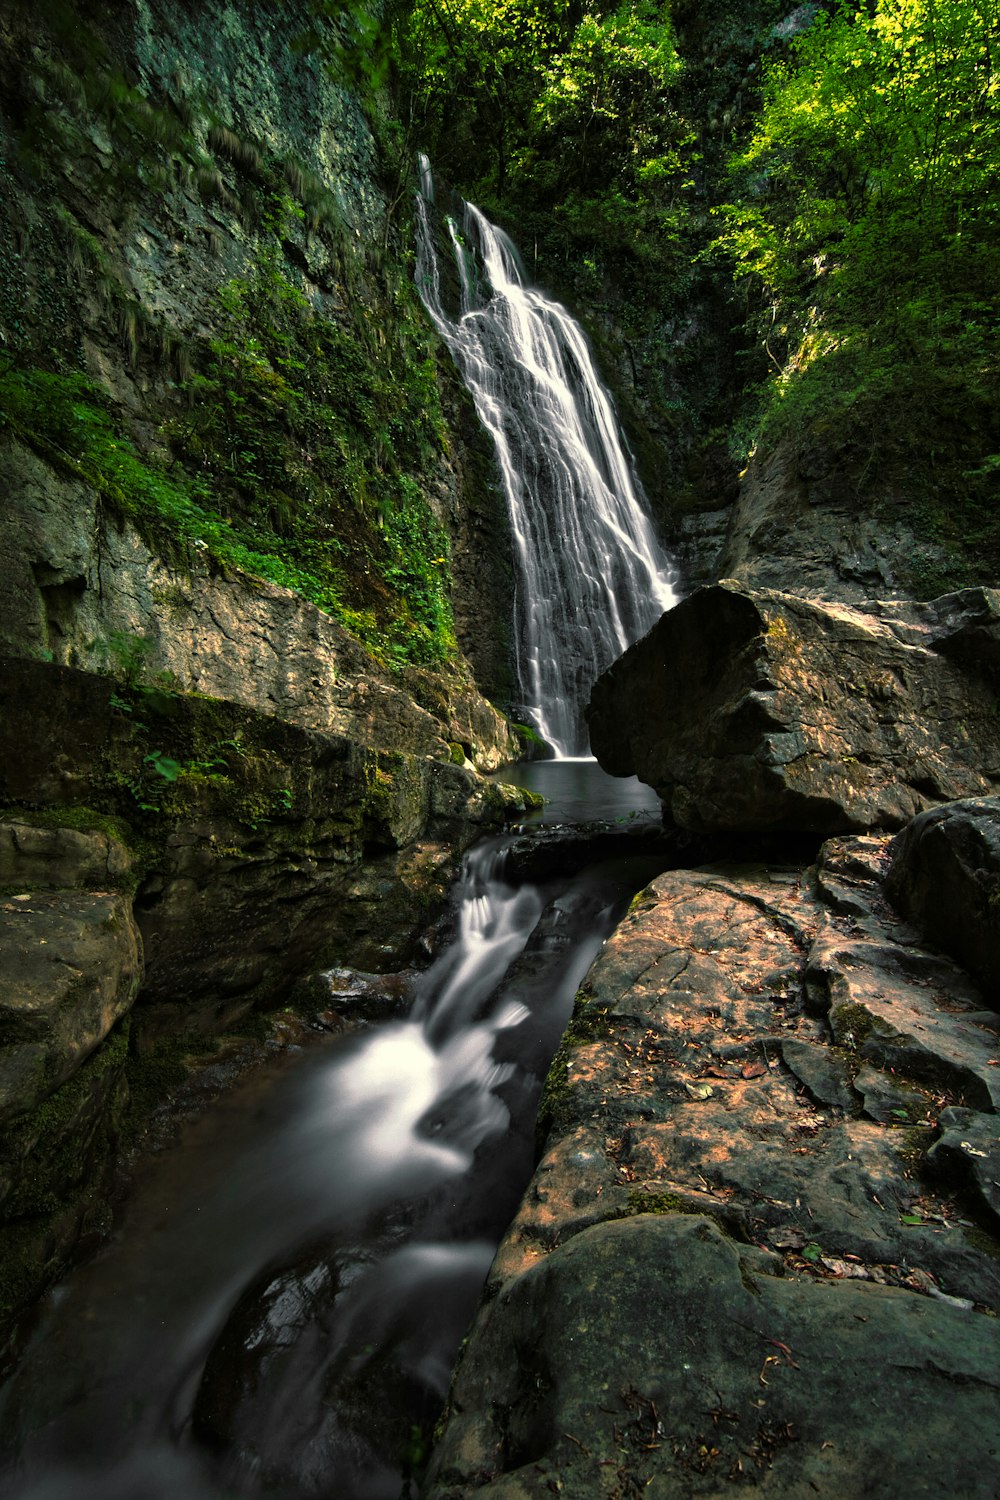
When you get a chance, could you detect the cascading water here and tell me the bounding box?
[0,807,665,1500]
[0,181,681,1500]
[414,155,677,756]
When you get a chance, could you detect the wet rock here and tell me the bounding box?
[587,580,1000,833]
[195,1238,494,1498]
[885,796,1000,1005]
[425,1215,1000,1500]
[293,966,416,1024]
[0,890,141,1123]
[500,817,674,884]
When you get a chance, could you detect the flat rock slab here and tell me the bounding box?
[0,890,142,1123]
[587,582,1000,833]
[427,1215,1000,1500]
[426,837,1000,1496]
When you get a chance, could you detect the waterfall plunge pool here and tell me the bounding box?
[0,761,670,1500]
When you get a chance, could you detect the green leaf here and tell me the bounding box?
[144,751,182,781]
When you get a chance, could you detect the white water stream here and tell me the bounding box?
[0,773,664,1500]
[0,183,679,1498]
[415,156,677,756]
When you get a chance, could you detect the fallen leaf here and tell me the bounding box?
[685,1082,714,1101]
[741,1061,767,1079]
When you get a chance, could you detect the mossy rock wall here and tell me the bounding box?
[0,0,516,726]
[0,656,516,1023]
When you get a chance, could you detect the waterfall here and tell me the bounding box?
[414,156,677,758]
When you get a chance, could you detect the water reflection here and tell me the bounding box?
[504,756,662,825]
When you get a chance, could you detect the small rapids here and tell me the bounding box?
[0,174,681,1498]
[0,768,669,1500]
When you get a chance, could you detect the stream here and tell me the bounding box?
[0,765,668,1499]
[0,166,680,1496]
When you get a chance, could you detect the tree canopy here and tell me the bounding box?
[715,0,1000,472]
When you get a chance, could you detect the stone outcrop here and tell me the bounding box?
[587,580,1000,833]
[0,440,518,773]
[424,834,1000,1497]
[713,441,962,605]
[0,884,141,1125]
[0,657,530,1028]
[885,796,1000,1006]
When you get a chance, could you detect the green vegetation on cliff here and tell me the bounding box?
[715,0,1000,590]
[0,0,459,668]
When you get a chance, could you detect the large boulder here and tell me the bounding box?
[885,797,1000,1006]
[425,1214,1000,1500]
[587,581,1000,833]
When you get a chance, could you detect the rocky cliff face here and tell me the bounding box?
[0,0,527,1349]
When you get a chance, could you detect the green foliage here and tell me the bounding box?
[398,0,689,241]
[0,317,456,667]
[163,242,456,666]
[712,0,1000,581]
[392,1,758,506]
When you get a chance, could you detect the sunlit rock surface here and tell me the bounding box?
[425,835,1000,1497]
[588,580,1000,832]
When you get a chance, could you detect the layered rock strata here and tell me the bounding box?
[1,440,518,774]
[425,832,1000,1497]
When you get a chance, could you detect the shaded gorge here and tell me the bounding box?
[0,182,679,1497]
[0,768,671,1499]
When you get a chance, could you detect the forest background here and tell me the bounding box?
[357,0,1000,600]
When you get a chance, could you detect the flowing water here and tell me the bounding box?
[0,180,679,1496]
[415,156,677,756]
[0,769,668,1499]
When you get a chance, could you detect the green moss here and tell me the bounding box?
[625,1190,689,1215]
[117,1035,200,1149]
[1,1023,131,1226]
[6,803,134,845]
[535,988,617,1150]
[829,1001,878,1051]
[2,0,461,676]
